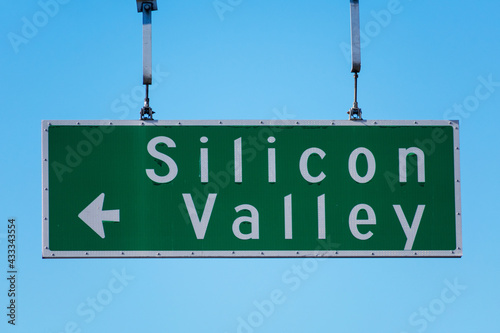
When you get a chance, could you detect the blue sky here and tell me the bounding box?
[1,0,499,332]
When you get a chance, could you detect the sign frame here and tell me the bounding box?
[42,119,462,258]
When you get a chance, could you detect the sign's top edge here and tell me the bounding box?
[42,120,459,127]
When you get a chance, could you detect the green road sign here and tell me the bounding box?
[42,120,461,258]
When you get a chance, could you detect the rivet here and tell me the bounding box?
[76,122,80,125]
[85,252,89,255]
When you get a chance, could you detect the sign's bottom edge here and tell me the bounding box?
[42,250,462,259]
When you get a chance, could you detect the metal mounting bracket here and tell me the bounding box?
[137,1,157,120]
[137,0,157,12]
[348,72,362,121]
[348,0,363,121]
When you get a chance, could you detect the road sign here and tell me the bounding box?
[42,120,461,258]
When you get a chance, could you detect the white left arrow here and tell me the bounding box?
[78,193,120,239]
